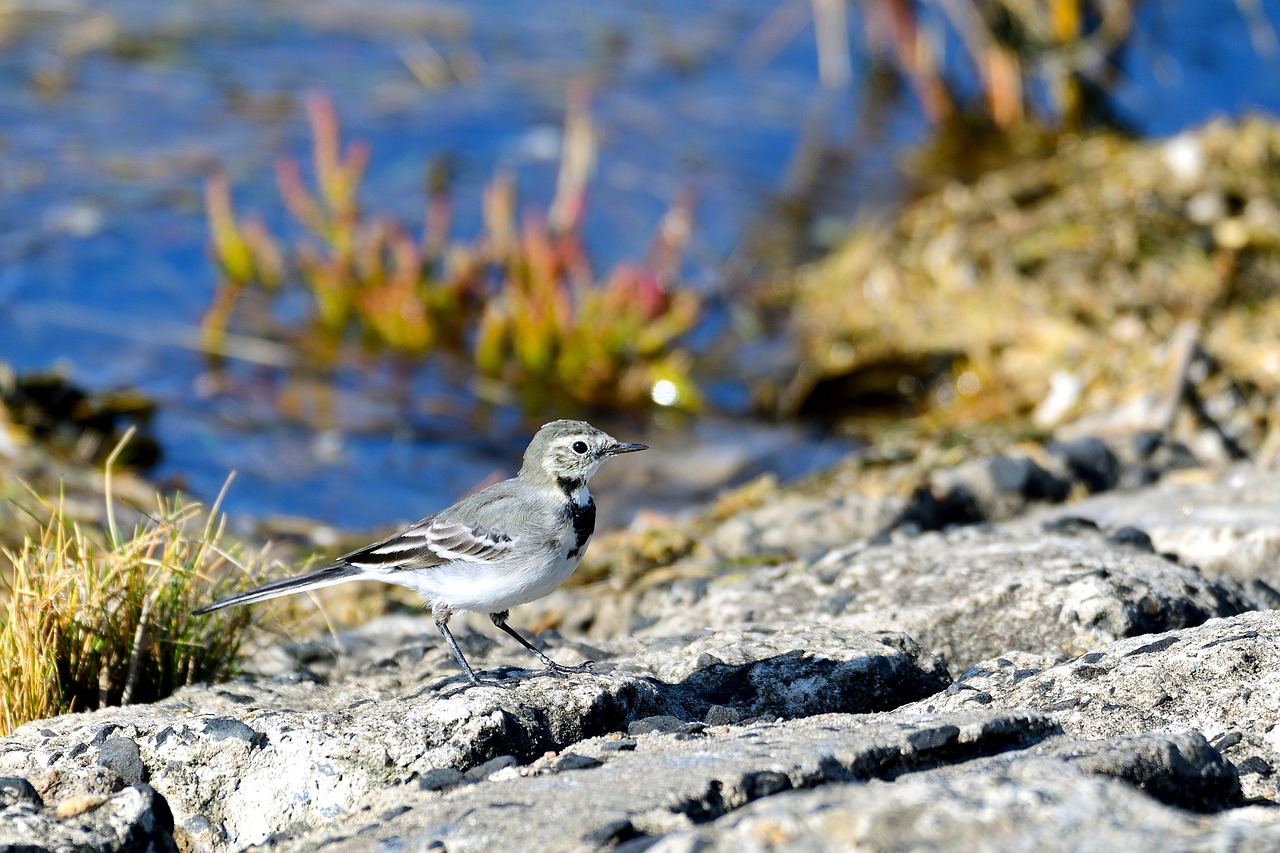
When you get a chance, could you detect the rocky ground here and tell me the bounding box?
[3,434,1280,852]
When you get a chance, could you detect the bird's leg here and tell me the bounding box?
[489,611,594,676]
[432,606,503,688]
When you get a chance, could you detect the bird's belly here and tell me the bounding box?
[393,543,587,614]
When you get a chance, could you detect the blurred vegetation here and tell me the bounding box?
[0,365,159,470]
[0,441,271,734]
[742,0,1177,275]
[853,0,1142,131]
[203,91,700,412]
[0,368,164,568]
[777,116,1280,456]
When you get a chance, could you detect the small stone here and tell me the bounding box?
[97,736,146,786]
[627,716,693,736]
[551,753,602,773]
[989,455,1069,502]
[1042,516,1100,535]
[1047,437,1120,493]
[1106,527,1155,553]
[418,768,465,792]
[599,739,637,753]
[0,777,42,809]
[463,755,518,782]
[1212,732,1243,751]
[184,814,215,835]
[200,717,262,746]
[703,705,743,727]
[1237,756,1273,777]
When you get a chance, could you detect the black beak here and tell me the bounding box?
[605,441,648,456]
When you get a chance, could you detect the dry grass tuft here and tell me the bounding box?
[0,435,267,735]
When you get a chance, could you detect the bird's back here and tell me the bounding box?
[437,476,570,541]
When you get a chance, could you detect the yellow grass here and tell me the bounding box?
[0,434,267,735]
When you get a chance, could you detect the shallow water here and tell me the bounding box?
[1,0,1278,530]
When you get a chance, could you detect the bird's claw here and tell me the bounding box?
[542,659,595,677]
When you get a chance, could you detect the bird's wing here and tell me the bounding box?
[338,504,519,573]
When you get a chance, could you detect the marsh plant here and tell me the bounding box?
[0,440,266,734]
[849,0,1141,130]
[204,91,700,411]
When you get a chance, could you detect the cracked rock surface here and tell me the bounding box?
[3,465,1280,851]
[1027,465,1280,591]
[278,711,1056,852]
[905,609,1280,802]
[628,524,1258,672]
[0,622,946,851]
[651,743,1280,853]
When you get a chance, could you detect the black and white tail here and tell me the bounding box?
[193,563,361,615]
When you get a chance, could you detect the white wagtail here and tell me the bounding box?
[194,420,646,686]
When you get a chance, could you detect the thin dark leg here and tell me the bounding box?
[436,617,481,686]
[489,611,593,675]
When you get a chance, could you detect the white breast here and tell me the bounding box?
[381,523,586,615]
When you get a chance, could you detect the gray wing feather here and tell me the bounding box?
[338,480,542,572]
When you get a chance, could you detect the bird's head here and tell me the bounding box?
[521,419,647,491]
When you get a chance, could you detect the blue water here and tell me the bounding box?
[0,0,1278,530]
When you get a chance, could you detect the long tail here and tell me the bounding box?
[193,563,361,615]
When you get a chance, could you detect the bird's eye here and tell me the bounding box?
[571,440,589,455]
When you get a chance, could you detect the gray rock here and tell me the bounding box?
[1038,731,1241,812]
[0,783,177,853]
[632,525,1258,673]
[273,711,1057,853]
[97,736,146,786]
[0,673,665,849]
[1047,436,1121,493]
[1029,465,1280,593]
[0,776,42,809]
[923,453,1071,526]
[417,767,465,792]
[613,623,949,719]
[627,715,701,736]
[701,491,902,562]
[0,621,945,850]
[927,730,1242,813]
[952,651,1059,694]
[651,749,1280,853]
[989,454,1072,502]
[703,705,743,727]
[463,754,519,782]
[4,454,1278,852]
[549,752,602,773]
[904,609,1280,801]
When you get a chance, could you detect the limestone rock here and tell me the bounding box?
[270,711,1057,852]
[632,524,1258,673]
[1029,465,1280,593]
[651,743,1278,853]
[609,623,948,719]
[904,609,1280,801]
[0,781,176,853]
[0,620,947,851]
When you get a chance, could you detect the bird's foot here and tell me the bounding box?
[440,675,511,696]
[540,659,595,678]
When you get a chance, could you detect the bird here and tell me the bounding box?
[194,420,647,686]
